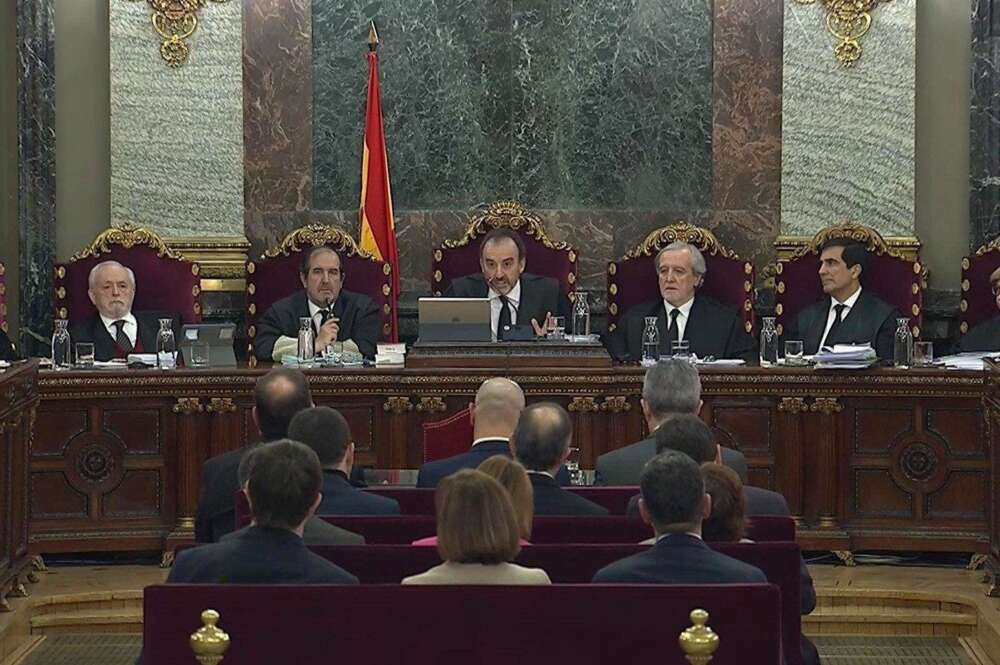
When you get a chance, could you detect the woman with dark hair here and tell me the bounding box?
[700,463,751,543]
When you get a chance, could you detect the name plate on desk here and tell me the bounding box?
[407,339,612,369]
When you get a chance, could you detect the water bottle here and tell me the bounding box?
[156,318,177,369]
[297,317,315,361]
[572,291,591,339]
[51,319,71,370]
[759,316,779,367]
[641,316,660,367]
[893,317,913,368]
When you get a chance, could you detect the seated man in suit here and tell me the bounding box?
[287,406,400,515]
[444,227,570,340]
[592,450,765,584]
[0,327,14,362]
[611,242,754,362]
[70,260,178,361]
[594,358,748,485]
[254,245,380,361]
[170,439,358,585]
[195,367,313,543]
[511,402,608,515]
[959,266,1000,352]
[788,238,899,359]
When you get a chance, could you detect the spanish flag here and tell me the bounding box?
[358,22,399,341]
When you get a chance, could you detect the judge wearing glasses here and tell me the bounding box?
[958,266,1000,353]
[443,228,570,340]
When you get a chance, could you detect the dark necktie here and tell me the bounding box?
[824,303,847,347]
[497,295,512,341]
[113,320,133,354]
[316,309,331,335]
[666,308,681,347]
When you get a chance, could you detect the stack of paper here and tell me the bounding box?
[375,343,406,367]
[937,352,1000,371]
[813,344,878,369]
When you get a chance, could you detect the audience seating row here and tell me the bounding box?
[144,583,783,665]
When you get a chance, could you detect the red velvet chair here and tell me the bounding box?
[53,223,202,323]
[773,222,926,338]
[421,406,474,463]
[245,225,393,360]
[606,223,755,335]
[0,261,7,334]
[960,237,1000,335]
[431,200,578,300]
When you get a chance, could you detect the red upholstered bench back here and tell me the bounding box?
[364,486,643,516]
[144,583,782,665]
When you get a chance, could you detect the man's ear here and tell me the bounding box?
[850,264,862,281]
[299,271,309,289]
[87,290,97,306]
[697,399,704,415]
[345,442,355,468]
[243,487,253,517]
[714,444,722,465]
[638,497,653,527]
[306,492,322,520]
[702,493,712,520]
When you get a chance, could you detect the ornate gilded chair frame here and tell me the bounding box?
[53,222,202,323]
[0,262,6,334]
[431,200,578,300]
[245,225,394,360]
[606,224,755,335]
[773,222,926,337]
[960,236,1000,335]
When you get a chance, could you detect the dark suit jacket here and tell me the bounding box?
[253,289,380,361]
[790,289,898,359]
[223,517,365,546]
[195,442,266,544]
[594,436,748,485]
[69,311,176,362]
[444,273,571,331]
[530,472,608,516]
[592,533,766,584]
[0,329,14,361]
[169,525,358,584]
[318,470,401,515]
[958,315,1000,353]
[612,295,755,363]
[416,439,573,488]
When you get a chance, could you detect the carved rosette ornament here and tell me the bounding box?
[794,0,893,68]
[125,0,230,68]
[899,443,937,483]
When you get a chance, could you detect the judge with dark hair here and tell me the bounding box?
[958,266,1000,352]
[444,227,570,340]
[253,245,380,361]
[787,238,899,359]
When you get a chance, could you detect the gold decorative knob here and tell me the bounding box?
[678,608,719,664]
[190,609,230,664]
[173,397,204,415]
[416,397,447,414]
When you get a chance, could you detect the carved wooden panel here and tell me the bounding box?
[851,469,913,519]
[926,408,983,457]
[104,470,162,518]
[30,472,88,519]
[925,472,988,522]
[102,408,163,454]
[853,408,910,454]
[32,409,87,456]
[709,404,772,454]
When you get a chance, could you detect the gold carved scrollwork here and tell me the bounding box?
[794,0,892,67]
[623,223,740,260]
[383,397,413,414]
[777,397,808,414]
[442,201,572,253]
[70,222,188,262]
[261,225,379,262]
[810,397,843,415]
[568,397,600,413]
[125,0,230,68]
[173,397,204,415]
[206,398,237,414]
[416,397,447,414]
[600,396,631,413]
[778,222,918,263]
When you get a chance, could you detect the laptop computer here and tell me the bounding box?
[179,323,237,368]
[418,298,492,342]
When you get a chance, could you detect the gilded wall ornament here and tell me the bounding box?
[794,0,892,68]
[126,0,230,68]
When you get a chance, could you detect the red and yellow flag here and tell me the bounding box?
[358,23,399,341]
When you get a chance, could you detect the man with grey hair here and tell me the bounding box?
[70,260,179,361]
[594,358,747,485]
[610,241,754,362]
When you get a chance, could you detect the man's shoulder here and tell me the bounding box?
[705,548,768,582]
[692,295,739,319]
[856,290,896,318]
[744,485,791,516]
[597,438,655,465]
[520,273,559,291]
[339,289,375,310]
[622,299,661,322]
[448,274,487,293]
[265,290,306,314]
[301,547,360,583]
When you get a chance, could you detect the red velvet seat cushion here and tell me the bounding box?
[960,243,1000,333]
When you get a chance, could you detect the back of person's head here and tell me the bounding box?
[436,469,521,564]
[639,451,706,534]
[641,359,701,420]
[821,238,869,279]
[511,402,572,472]
[287,406,351,468]
[477,455,533,539]
[654,413,716,463]
[243,439,322,531]
[473,377,525,435]
[254,368,313,439]
[700,463,747,542]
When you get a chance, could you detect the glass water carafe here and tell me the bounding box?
[893,318,913,368]
[572,291,591,338]
[641,316,660,367]
[759,316,779,367]
[298,317,315,361]
[51,319,71,370]
[156,318,177,369]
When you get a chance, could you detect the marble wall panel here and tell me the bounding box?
[16,0,56,350]
[782,0,916,236]
[110,0,244,237]
[244,0,313,212]
[971,0,1000,248]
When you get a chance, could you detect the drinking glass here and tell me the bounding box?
[670,339,691,359]
[913,341,934,367]
[74,342,95,368]
[784,340,805,365]
[547,316,566,340]
[188,342,210,368]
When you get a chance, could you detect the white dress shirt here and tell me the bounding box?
[307,298,335,333]
[100,312,137,348]
[662,297,695,342]
[819,286,862,349]
[488,280,521,341]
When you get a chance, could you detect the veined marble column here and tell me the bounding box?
[782,0,916,236]
[16,0,56,351]
[109,0,244,238]
[971,0,1000,248]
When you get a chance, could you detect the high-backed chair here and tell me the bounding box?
[960,237,1000,335]
[245,225,393,358]
[431,200,578,300]
[773,222,925,337]
[421,406,473,463]
[0,261,7,334]
[606,224,755,335]
[53,223,202,323]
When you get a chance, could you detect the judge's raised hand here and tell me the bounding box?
[314,318,340,352]
[531,312,555,337]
